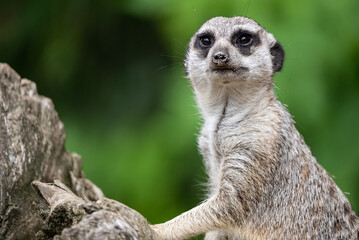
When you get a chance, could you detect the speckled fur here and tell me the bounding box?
[151,16,359,240]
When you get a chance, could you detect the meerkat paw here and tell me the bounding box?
[205,230,229,240]
[150,224,165,240]
[151,223,178,240]
[205,230,245,240]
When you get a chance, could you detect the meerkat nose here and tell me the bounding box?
[212,50,229,66]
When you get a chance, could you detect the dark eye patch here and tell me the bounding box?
[231,30,261,56]
[194,31,215,58]
[236,33,253,46]
[199,36,212,47]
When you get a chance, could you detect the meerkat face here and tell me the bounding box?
[185,17,284,87]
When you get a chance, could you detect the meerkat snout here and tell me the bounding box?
[212,50,229,66]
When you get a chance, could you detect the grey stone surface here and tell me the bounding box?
[32,181,158,240]
[0,64,155,240]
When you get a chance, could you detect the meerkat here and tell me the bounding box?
[151,16,359,240]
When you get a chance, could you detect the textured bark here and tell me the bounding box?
[32,181,158,240]
[0,63,158,240]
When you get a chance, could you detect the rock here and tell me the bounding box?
[32,181,158,240]
[0,63,85,239]
[0,64,155,240]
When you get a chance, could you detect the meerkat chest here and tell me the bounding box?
[198,117,222,174]
[199,110,246,178]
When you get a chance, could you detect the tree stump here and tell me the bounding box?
[0,63,159,240]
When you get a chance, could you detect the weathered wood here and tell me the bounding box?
[0,64,158,240]
[32,180,158,240]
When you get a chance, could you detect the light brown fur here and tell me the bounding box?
[151,16,359,240]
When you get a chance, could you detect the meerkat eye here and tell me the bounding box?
[236,33,253,46]
[199,36,213,47]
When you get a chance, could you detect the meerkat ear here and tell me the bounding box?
[270,41,285,73]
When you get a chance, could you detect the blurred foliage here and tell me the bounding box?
[1,0,359,233]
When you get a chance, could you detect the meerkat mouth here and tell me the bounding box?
[209,66,249,84]
[211,66,237,72]
[211,66,249,73]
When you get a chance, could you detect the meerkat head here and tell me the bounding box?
[185,16,284,90]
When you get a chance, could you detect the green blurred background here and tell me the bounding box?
[1,0,359,234]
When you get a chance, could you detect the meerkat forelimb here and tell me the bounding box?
[151,16,359,240]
